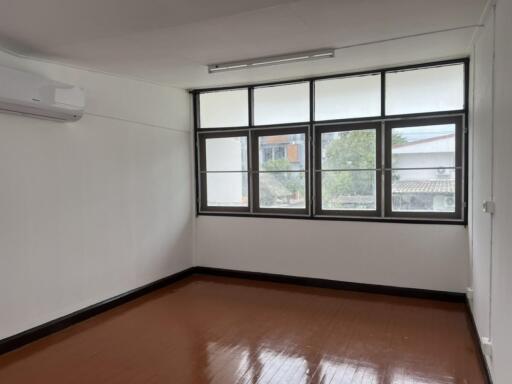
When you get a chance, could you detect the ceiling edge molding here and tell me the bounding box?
[469,0,496,49]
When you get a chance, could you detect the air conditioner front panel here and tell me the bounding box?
[0,65,85,121]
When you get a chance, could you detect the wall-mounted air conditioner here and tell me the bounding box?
[0,66,85,121]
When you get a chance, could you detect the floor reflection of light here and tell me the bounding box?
[257,348,308,384]
[318,357,378,384]
[390,369,455,384]
[204,343,455,384]
[206,342,250,383]
[205,343,313,383]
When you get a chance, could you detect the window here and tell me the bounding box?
[254,82,310,125]
[315,123,381,216]
[194,59,468,223]
[252,127,309,213]
[199,133,249,211]
[262,144,286,162]
[384,116,462,219]
[385,63,464,115]
[199,89,248,128]
[314,73,381,121]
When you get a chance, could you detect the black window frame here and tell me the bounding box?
[313,72,382,122]
[252,125,310,216]
[253,81,311,127]
[198,130,250,213]
[384,115,463,220]
[198,88,250,129]
[314,122,382,217]
[193,58,469,225]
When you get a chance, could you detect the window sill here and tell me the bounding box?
[196,211,466,225]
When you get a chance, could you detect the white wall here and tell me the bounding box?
[469,2,494,348]
[470,1,512,382]
[0,50,193,339]
[196,216,469,292]
[488,0,512,382]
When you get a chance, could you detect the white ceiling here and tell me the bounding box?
[0,0,487,89]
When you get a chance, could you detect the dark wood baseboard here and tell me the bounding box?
[194,266,466,302]
[0,267,195,355]
[0,265,472,358]
[465,298,494,384]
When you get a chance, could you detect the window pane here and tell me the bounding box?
[200,89,248,128]
[391,169,456,212]
[392,124,455,168]
[321,171,376,210]
[254,83,309,125]
[315,74,381,120]
[205,136,247,171]
[207,172,248,207]
[321,129,376,169]
[259,133,306,171]
[259,172,305,209]
[386,64,464,115]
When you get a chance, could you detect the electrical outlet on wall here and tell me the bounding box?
[482,200,496,214]
[466,287,474,304]
[481,337,493,358]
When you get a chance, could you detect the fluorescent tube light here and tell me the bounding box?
[209,64,249,72]
[208,49,335,73]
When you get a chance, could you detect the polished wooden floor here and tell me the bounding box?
[0,275,487,383]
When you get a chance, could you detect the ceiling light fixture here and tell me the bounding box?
[208,49,335,73]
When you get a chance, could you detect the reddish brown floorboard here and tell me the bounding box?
[0,275,487,383]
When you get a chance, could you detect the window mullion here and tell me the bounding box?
[248,128,254,213]
[381,120,386,217]
[380,70,386,117]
